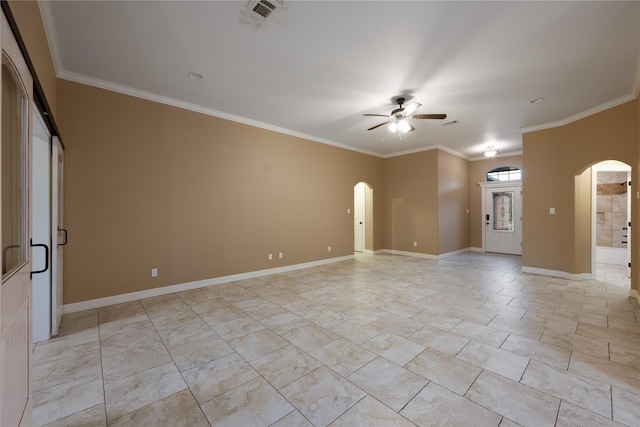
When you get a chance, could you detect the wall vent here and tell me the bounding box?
[242,0,285,26]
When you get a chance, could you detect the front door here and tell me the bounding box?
[1,11,34,427]
[484,185,522,255]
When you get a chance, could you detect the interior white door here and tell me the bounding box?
[51,137,64,335]
[485,185,522,255]
[354,183,365,252]
[1,11,34,427]
[32,109,51,343]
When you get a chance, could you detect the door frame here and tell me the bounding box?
[479,180,522,254]
[590,161,632,278]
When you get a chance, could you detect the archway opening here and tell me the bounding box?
[354,182,373,253]
[590,161,632,285]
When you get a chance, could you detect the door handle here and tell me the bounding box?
[30,239,49,279]
[359,222,363,225]
[58,228,68,246]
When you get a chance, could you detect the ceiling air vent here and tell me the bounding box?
[252,0,276,18]
[242,0,285,26]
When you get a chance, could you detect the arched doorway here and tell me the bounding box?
[590,161,632,280]
[354,182,373,253]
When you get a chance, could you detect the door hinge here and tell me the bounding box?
[629,262,632,268]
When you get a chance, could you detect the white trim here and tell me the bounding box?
[630,289,640,305]
[521,266,593,281]
[63,255,354,313]
[521,93,637,134]
[38,1,62,76]
[56,70,383,159]
[469,151,523,161]
[383,247,470,260]
[470,247,484,252]
[383,145,468,160]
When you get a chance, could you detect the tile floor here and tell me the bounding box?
[32,253,640,426]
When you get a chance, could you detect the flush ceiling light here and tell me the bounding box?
[483,146,498,158]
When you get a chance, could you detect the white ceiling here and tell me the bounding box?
[40,1,640,158]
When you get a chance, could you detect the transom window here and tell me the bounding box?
[486,166,521,182]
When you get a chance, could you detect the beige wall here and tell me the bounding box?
[469,155,523,249]
[9,4,640,301]
[523,100,638,288]
[383,150,439,254]
[7,1,58,118]
[58,80,384,303]
[438,150,470,254]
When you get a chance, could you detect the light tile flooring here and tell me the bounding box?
[32,253,640,427]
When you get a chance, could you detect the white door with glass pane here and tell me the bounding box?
[1,11,34,427]
[484,185,522,255]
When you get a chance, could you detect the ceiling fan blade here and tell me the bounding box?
[367,121,391,131]
[363,113,390,117]
[410,114,447,120]
[403,102,421,116]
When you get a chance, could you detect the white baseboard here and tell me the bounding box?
[630,289,640,305]
[383,247,471,260]
[470,247,484,252]
[521,266,593,281]
[363,249,385,255]
[63,255,354,314]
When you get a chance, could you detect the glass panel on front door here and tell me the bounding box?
[493,191,514,231]
[1,61,28,277]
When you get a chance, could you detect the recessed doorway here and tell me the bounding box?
[354,182,373,253]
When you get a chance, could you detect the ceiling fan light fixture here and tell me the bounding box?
[483,147,498,158]
[398,119,412,133]
[388,122,398,133]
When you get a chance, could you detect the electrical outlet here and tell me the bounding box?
[328,246,332,252]
[268,253,272,260]
[413,241,417,247]
[151,268,158,277]
[279,252,283,259]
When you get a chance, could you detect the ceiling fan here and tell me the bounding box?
[364,97,447,133]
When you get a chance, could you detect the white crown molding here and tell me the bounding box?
[38,0,62,76]
[63,254,354,313]
[58,70,384,158]
[384,144,469,160]
[521,93,638,135]
[469,151,523,162]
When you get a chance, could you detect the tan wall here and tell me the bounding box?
[469,155,523,249]
[58,80,384,303]
[523,100,638,281]
[438,150,470,254]
[383,150,439,254]
[7,1,57,118]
